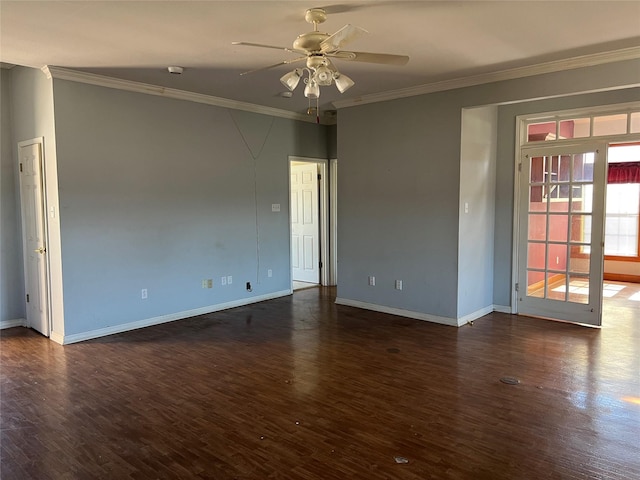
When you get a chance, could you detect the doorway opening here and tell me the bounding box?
[289,156,335,291]
[18,138,50,337]
[513,103,640,326]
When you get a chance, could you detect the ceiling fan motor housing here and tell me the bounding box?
[293,32,329,52]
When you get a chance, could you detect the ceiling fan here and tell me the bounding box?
[233,8,409,112]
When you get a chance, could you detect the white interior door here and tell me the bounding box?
[291,162,319,283]
[517,143,606,326]
[19,141,49,336]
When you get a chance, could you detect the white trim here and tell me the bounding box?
[329,159,338,286]
[57,290,291,345]
[335,297,459,327]
[42,66,322,124]
[318,161,329,286]
[333,47,640,109]
[457,305,494,325]
[49,331,64,345]
[493,305,512,314]
[0,318,27,330]
[520,101,640,124]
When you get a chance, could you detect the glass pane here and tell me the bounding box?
[547,243,567,271]
[593,114,627,136]
[630,112,640,134]
[557,155,570,183]
[529,186,547,211]
[549,196,569,213]
[604,182,640,256]
[559,118,590,138]
[528,122,556,142]
[573,153,594,181]
[570,214,591,244]
[528,242,546,269]
[548,214,568,242]
[546,274,567,301]
[528,214,546,241]
[530,156,545,183]
[609,144,640,163]
[569,247,590,275]
[527,270,545,298]
[571,184,593,213]
[567,275,590,304]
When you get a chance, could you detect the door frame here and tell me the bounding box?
[17,137,51,336]
[511,102,640,318]
[288,156,335,287]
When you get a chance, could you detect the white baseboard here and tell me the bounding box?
[493,304,513,314]
[60,290,292,345]
[457,305,494,326]
[335,297,459,327]
[0,318,27,330]
[334,299,516,327]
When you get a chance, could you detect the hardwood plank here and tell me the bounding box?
[1,285,639,479]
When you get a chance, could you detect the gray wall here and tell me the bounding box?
[337,92,462,318]
[458,106,497,318]
[9,66,66,335]
[51,78,328,336]
[0,68,25,323]
[337,58,640,321]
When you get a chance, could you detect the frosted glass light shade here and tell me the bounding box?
[304,81,320,99]
[334,73,354,93]
[280,69,302,91]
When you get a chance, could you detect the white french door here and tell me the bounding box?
[517,143,607,326]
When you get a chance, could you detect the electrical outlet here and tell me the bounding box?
[201,280,207,289]
[221,276,227,286]
[368,276,376,286]
[267,269,273,278]
[141,289,148,299]
[207,279,213,289]
[395,280,403,291]
[227,275,233,285]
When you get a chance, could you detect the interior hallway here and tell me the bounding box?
[1,285,639,479]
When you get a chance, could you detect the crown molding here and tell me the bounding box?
[333,46,640,109]
[41,66,320,124]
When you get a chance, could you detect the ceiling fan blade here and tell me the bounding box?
[239,57,306,76]
[320,24,368,53]
[232,42,305,55]
[330,51,409,65]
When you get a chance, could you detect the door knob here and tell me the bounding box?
[34,247,45,254]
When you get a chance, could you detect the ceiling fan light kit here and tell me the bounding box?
[234,7,409,117]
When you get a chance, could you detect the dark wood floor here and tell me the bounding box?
[1,285,639,479]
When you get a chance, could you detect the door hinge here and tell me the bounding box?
[319,261,323,269]
[515,283,519,292]
[26,294,30,303]
[317,174,321,180]
[518,163,522,172]
[19,163,23,173]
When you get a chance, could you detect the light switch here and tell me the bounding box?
[464,202,469,214]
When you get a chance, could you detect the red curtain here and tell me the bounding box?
[608,162,640,184]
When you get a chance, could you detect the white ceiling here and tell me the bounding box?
[2,1,639,116]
